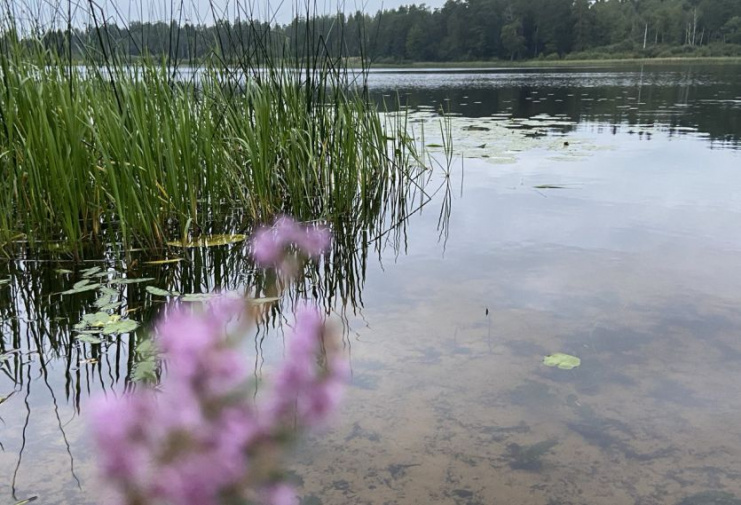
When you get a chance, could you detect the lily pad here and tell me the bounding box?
[249,296,281,305]
[100,302,123,311]
[146,286,180,297]
[543,353,581,370]
[98,286,119,296]
[167,234,247,248]
[109,277,155,285]
[77,334,104,344]
[73,279,93,289]
[102,319,140,335]
[94,295,114,308]
[61,283,101,295]
[80,266,102,277]
[144,258,183,265]
[181,293,217,302]
[79,311,117,328]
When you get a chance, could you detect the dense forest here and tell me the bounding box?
[30,0,741,62]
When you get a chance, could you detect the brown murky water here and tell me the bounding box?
[3,64,741,505]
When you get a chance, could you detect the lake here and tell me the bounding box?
[2,63,741,505]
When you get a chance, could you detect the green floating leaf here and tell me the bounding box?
[100,302,123,311]
[102,319,140,335]
[534,184,566,189]
[61,283,101,295]
[249,297,281,305]
[80,266,102,278]
[109,277,155,285]
[181,293,217,302]
[426,143,443,148]
[146,286,180,297]
[543,353,581,370]
[132,359,158,383]
[73,279,93,290]
[0,277,11,285]
[55,268,73,275]
[167,234,247,248]
[82,311,116,327]
[98,286,119,297]
[144,258,182,265]
[94,295,114,308]
[77,334,104,344]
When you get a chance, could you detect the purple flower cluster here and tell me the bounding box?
[89,219,343,505]
[251,217,331,274]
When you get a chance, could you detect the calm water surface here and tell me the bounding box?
[2,64,741,505]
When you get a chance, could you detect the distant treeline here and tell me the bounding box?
[22,0,741,63]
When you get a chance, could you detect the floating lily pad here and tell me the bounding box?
[94,295,114,308]
[109,277,155,285]
[249,296,281,305]
[534,185,566,189]
[61,283,101,295]
[181,293,217,302]
[100,302,123,311]
[73,279,93,289]
[167,234,247,248]
[146,286,180,297]
[144,258,183,265]
[102,319,140,335]
[543,353,581,370]
[80,266,102,278]
[77,334,104,344]
[98,286,119,296]
[78,311,117,328]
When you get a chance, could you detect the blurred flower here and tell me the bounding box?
[90,221,345,505]
[251,216,331,272]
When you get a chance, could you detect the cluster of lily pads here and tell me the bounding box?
[60,266,150,344]
[400,109,612,166]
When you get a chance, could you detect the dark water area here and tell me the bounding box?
[368,64,741,149]
[3,64,741,505]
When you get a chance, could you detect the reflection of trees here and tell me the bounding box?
[370,71,741,148]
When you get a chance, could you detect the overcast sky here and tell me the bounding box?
[15,0,447,28]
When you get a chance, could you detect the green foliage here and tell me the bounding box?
[0,9,432,258]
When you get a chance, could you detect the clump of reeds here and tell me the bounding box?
[0,2,434,259]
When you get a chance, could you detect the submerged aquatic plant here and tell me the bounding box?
[89,218,346,505]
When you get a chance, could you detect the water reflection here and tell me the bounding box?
[368,64,741,149]
[0,169,452,503]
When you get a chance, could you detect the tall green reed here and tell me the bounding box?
[0,2,445,260]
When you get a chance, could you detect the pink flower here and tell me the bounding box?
[88,393,154,484]
[251,217,331,270]
[90,218,345,505]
